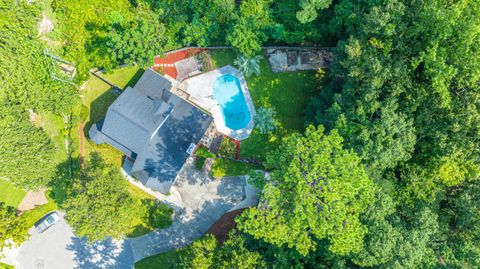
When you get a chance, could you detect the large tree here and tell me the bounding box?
[63,153,135,242]
[0,0,78,114]
[0,119,57,189]
[307,0,480,267]
[177,233,266,269]
[238,126,375,256]
[105,5,173,68]
[227,0,273,57]
[0,203,28,252]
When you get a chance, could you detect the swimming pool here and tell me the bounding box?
[213,74,251,131]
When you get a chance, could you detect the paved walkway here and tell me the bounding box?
[127,157,258,262]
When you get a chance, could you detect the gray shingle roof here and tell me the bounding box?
[90,68,212,194]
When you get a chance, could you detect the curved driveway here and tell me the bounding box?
[15,158,258,268]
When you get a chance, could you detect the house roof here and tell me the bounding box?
[94,68,212,194]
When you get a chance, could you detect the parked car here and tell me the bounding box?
[35,212,61,233]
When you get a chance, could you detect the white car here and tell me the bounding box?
[35,212,61,233]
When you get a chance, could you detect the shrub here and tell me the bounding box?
[234,54,262,77]
[195,157,207,170]
[194,146,215,170]
[149,203,173,229]
[195,146,215,159]
[218,138,236,158]
[254,107,277,134]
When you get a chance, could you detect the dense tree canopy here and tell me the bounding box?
[239,126,375,256]
[305,0,480,267]
[2,0,480,267]
[63,154,136,242]
[0,119,57,189]
[177,233,266,269]
[0,203,28,252]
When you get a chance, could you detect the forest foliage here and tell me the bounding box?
[1,0,480,268]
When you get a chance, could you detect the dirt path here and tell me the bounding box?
[17,188,48,212]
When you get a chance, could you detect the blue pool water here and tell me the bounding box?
[213,74,251,130]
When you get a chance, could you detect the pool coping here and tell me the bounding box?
[181,65,256,141]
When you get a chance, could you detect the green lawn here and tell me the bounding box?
[135,248,186,269]
[211,158,260,178]
[81,66,144,167]
[210,49,320,161]
[0,179,26,208]
[102,66,144,89]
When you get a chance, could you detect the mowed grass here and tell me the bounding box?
[211,159,260,178]
[210,49,320,161]
[0,179,26,208]
[102,66,144,89]
[81,73,121,164]
[135,248,186,269]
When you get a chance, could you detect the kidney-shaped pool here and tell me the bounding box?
[213,74,251,131]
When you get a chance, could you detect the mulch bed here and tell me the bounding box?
[207,208,245,244]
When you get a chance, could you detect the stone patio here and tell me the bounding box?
[267,48,334,72]
[175,57,201,82]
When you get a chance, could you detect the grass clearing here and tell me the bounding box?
[81,74,125,167]
[134,248,186,269]
[210,49,320,161]
[0,179,26,208]
[211,158,260,178]
[102,66,144,89]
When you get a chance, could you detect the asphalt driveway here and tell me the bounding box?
[128,157,257,262]
[16,212,134,269]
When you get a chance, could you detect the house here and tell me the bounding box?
[89,68,213,194]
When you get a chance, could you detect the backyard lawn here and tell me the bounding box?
[211,159,260,178]
[0,179,26,208]
[210,49,320,161]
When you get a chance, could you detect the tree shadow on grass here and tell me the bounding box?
[124,68,144,89]
[83,90,119,138]
[49,157,81,207]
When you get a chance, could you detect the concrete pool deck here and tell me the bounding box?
[180,65,255,141]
